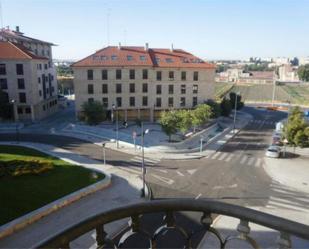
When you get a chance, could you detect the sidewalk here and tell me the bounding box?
[56,111,253,160]
[0,142,146,248]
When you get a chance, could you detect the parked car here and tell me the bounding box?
[265,145,281,158]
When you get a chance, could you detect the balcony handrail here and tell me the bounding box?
[33,198,309,248]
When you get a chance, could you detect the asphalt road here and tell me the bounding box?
[0,106,291,248]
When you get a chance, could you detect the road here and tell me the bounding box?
[1,106,301,248]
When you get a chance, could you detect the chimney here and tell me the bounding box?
[16,26,20,33]
[144,42,149,51]
[118,42,121,50]
[170,43,174,52]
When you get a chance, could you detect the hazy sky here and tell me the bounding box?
[2,0,309,60]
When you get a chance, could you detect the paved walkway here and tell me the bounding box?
[0,142,145,248]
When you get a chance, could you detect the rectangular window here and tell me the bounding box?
[130,97,135,107]
[181,84,186,94]
[181,71,186,81]
[142,96,148,106]
[193,85,198,94]
[168,97,173,107]
[19,92,26,103]
[102,84,108,94]
[142,83,148,93]
[88,84,94,94]
[156,97,161,107]
[129,69,135,80]
[193,71,199,81]
[180,97,186,107]
[116,83,122,93]
[129,83,135,93]
[168,84,174,94]
[38,77,41,84]
[193,97,198,107]
[102,97,108,108]
[156,71,162,81]
[18,78,25,89]
[169,71,174,80]
[156,85,162,94]
[16,64,24,75]
[0,64,6,75]
[102,70,108,80]
[116,97,122,107]
[39,90,42,96]
[0,78,7,89]
[142,69,148,79]
[116,69,122,80]
[87,69,93,80]
[88,98,94,103]
[44,64,48,70]
[18,107,23,114]
[25,107,31,114]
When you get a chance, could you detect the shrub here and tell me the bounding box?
[81,101,106,125]
[204,99,221,118]
[220,97,232,117]
[0,160,53,177]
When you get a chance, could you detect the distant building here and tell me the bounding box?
[272,57,290,66]
[72,44,215,122]
[216,69,274,84]
[0,26,58,121]
[278,65,300,83]
[299,57,309,66]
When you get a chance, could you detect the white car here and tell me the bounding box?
[265,146,281,158]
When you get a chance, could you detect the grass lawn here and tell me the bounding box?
[0,145,104,225]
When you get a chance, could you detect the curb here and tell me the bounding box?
[0,142,112,240]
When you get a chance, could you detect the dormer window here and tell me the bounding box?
[127,55,133,61]
[111,55,118,60]
[140,55,146,61]
[93,55,100,60]
[101,56,108,61]
[166,58,173,63]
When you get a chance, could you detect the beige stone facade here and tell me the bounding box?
[73,67,215,122]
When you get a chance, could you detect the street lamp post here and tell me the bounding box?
[233,93,239,133]
[112,104,119,149]
[102,143,106,165]
[141,122,149,197]
[11,100,19,143]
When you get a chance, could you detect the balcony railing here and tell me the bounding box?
[33,199,309,249]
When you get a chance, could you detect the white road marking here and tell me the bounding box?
[195,193,202,199]
[247,157,255,166]
[154,169,168,173]
[151,174,174,185]
[187,169,198,175]
[255,158,262,167]
[224,154,234,162]
[118,166,141,175]
[240,155,248,164]
[176,170,184,176]
[211,151,221,160]
[218,152,228,161]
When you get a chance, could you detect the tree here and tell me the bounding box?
[192,104,212,127]
[81,101,106,125]
[229,92,244,110]
[177,110,192,135]
[204,99,221,118]
[159,111,180,142]
[298,64,309,82]
[0,89,12,120]
[220,97,232,117]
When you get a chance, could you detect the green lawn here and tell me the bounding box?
[0,145,104,225]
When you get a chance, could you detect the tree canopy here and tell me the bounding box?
[298,64,309,82]
[81,101,106,125]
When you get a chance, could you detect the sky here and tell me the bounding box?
[1,0,309,60]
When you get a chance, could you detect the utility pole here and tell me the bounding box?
[233,93,239,133]
[102,143,106,165]
[271,80,276,107]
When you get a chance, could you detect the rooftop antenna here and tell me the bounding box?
[106,7,111,46]
[0,0,4,29]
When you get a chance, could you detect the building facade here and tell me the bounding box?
[0,27,58,121]
[72,44,215,122]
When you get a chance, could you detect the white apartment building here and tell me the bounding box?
[72,44,215,122]
[0,27,58,121]
[278,65,300,83]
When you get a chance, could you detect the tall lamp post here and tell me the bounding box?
[11,99,19,143]
[141,122,149,197]
[102,142,106,165]
[233,92,240,133]
[112,104,119,148]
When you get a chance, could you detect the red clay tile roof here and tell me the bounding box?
[0,41,48,60]
[72,46,215,69]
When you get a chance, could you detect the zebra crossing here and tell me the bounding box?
[129,156,161,166]
[207,151,264,168]
[249,119,276,125]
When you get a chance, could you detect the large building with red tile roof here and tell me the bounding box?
[72,43,215,121]
[0,27,58,121]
